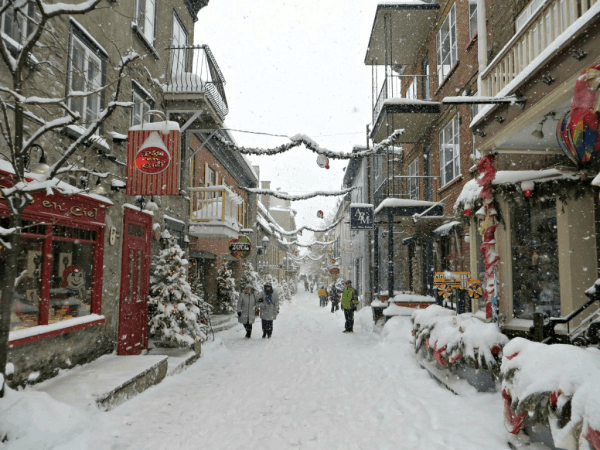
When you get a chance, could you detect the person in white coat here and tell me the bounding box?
[237,283,257,339]
[257,281,279,338]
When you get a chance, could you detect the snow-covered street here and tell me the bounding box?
[77,287,508,450]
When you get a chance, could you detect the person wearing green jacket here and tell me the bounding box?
[341,280,359,333]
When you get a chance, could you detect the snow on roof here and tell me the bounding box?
[111,179,126,188]
[453,179,482,212]
[349,203,373,208]
[377,0,428,5]
[163,214,185,225]
[129,121,180,132]
[123,203,153,215]
[432,221,461,237]
[492,169,580,185]
[383,98,441,106]
[374,198,437,214]
[471,1,600,128]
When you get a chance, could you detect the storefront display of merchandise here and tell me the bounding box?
[510,198,560,319]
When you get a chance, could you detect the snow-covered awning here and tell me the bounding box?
[371,98,441,144]
[374,198,442,217]
[432,221,461,237]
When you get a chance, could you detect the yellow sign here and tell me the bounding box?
[433,272,482,300]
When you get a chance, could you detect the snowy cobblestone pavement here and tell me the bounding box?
[81,289,508,449]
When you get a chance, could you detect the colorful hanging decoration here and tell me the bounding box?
[556,63,600,168]
[228,235,252,260]
[316,154,330,169]
[464,208,472,217]
[316,210,324,219]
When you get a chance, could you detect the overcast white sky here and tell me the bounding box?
[195,0,383,245]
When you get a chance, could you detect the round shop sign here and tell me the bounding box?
[135,146,170,174]
[229,235,252,260]
[329,267,340,275]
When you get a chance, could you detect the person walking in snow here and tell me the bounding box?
[310,282,314,293]
[304,280,309,291]
[329,284,339,313]
[257,281,280,338]
[341,280,359,333]
[318,286,327,307]
[237,283,258,339]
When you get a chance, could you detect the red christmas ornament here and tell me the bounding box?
[317,210,324,219]
[523,190,533,198]
[464,208,472,217]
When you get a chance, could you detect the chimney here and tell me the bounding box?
[261,180,271,209]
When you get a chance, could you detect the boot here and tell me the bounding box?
[267,331,272,338]
[262,331,267,338]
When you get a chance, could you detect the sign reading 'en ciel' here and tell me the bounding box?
[126,121,181,196]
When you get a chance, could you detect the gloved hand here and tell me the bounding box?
[352,306,357,312]
[237,312,241,317]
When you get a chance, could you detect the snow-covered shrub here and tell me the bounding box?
[501,338,600,449]
[287,279,297,294]
[190,278,213,331]
[411,305,508,374]
[148,243,207,346]
[216,262,239,314]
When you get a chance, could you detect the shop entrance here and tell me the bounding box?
[118,207,152,355]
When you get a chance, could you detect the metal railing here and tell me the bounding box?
[166,45,229,119]
[189,186,243,226]
[481,0,598,97]
[373,74,430,125]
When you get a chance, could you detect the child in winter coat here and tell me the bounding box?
[257,281,280,338]
[318,286,327,307]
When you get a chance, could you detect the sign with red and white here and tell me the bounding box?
[126,122,181,196]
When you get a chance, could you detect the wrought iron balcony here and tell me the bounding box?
[481,0,599,97]
[189,186,243,239]
[165,45,229,120]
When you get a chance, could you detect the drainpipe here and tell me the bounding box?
[477,0,488,96]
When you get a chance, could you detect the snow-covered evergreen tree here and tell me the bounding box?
[190,278,212,331]
[216,262,238,314]
[239,262,263,293]
[148,242,207,346]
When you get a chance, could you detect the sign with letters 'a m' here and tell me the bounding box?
[350,204,374,230]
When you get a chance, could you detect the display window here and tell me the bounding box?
[510,198,560,319]
[0,170,109,339]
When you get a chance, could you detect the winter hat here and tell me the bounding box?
[264,281,272,288]
[244,283,253,289]
[346,280,352,284]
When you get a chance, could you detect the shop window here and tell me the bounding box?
[511,198,560,319]
[11,238,44,330]
[439,115,460,186]
[49,241,94,324]
[2,220,102,332]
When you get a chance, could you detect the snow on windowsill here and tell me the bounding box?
[131,80,156,104]
[374,198,438,214]
[383,98,441,106]
[163,214,185,225]
[129,121,180,132]
[471,1,600,128]
[123,203,154,215]
[131,23,160,59]
[9,314,105,342]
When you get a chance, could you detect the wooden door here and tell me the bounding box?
[117,208,152,355]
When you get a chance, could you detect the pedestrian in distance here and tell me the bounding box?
[257,281,280,338]
[341,280,359,333]
[329,284,340,313]
[310,282,314,293]
[318,286,327,307]
[304,280,309,291]
[237,283,258,339]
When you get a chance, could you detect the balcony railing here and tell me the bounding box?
[189,186,242,227]
[165,45,229,119]
[373,74,430,125]
[481,0,598,97]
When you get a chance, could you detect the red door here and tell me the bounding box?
[117,208,152,355]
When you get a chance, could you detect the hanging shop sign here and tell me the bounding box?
[556,63,600,168]
[126,113,181,196]
[229,235,252,260]
[433,272,482,300]
[329,267,340,275]
[350,204,374,230]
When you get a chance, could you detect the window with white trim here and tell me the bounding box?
[171,13,188,75]
[68,33,103,128]
[1,0,34,45]
[439,115,460,186]
[436,4,457,85]
[407,158,419,200]
[135,0,156,46]
[131,90,152,127]
[469,0,478,40]
[516,0,545,32]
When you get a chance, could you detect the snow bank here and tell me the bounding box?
[412,305,508,372]
[501,338,600,447]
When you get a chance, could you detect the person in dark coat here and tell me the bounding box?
[329,285,339,313]
[237,283,257,338]
[341,280,359,333]
[257,281,280,338]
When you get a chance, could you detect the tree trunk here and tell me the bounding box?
[0,213,22,398]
